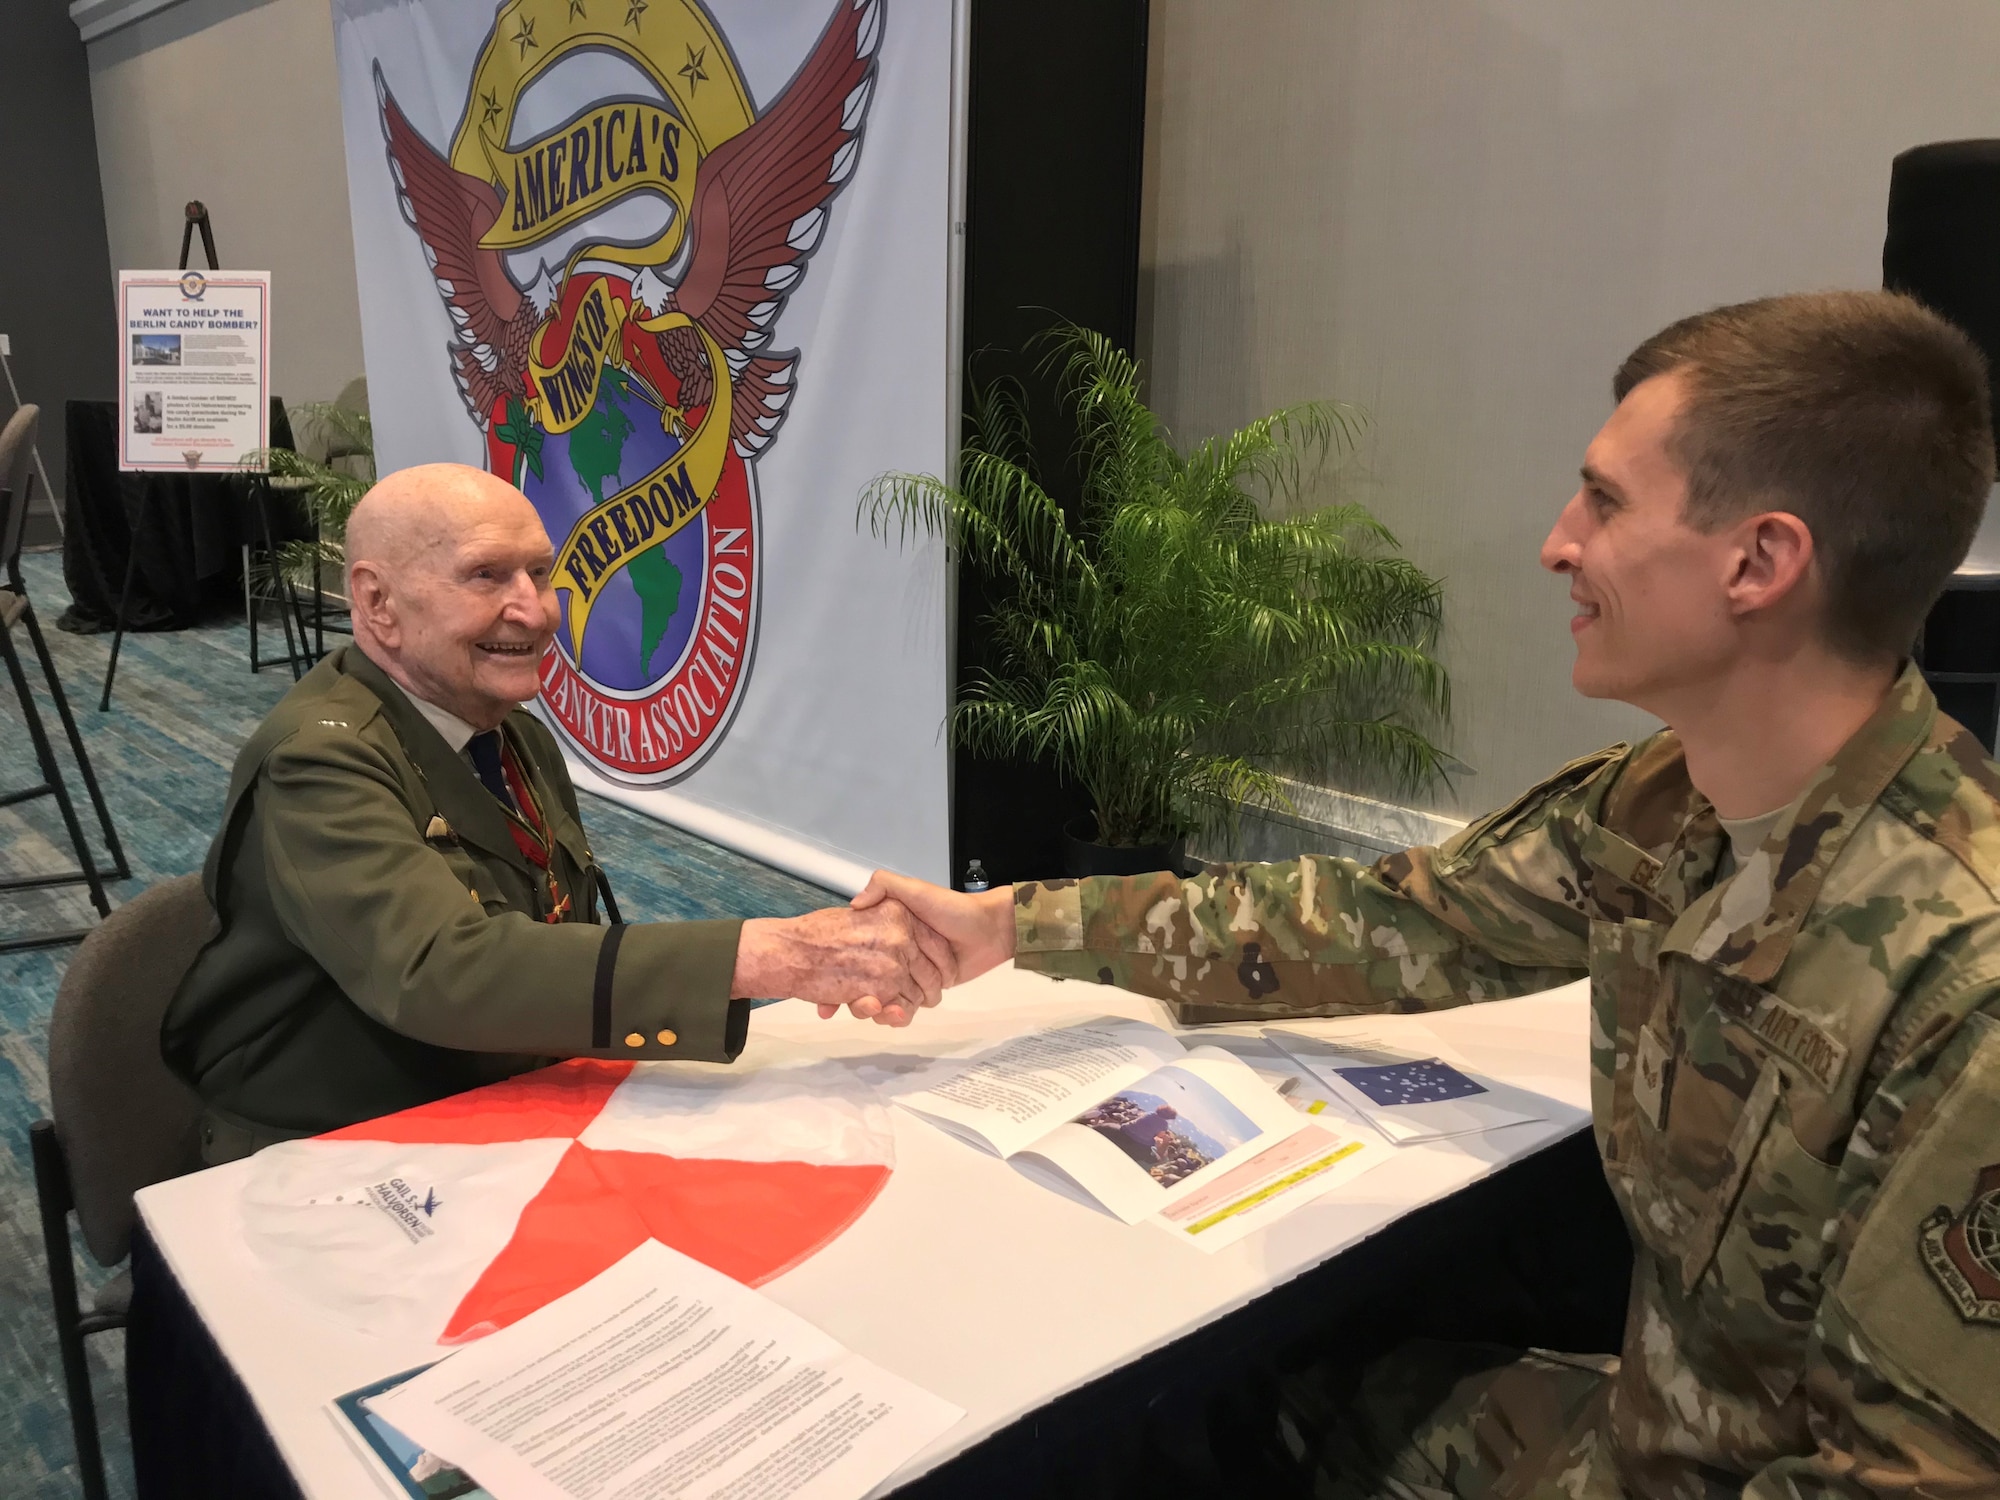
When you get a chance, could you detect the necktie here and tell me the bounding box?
[467,730,518,813]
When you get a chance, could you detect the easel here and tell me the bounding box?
[179,198,219,275]
[100,202,223,710]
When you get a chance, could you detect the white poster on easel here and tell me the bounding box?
[118,269,271,472]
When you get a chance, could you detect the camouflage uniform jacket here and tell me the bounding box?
[1014,665,2000,1498]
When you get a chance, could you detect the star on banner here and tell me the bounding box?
[623,0,647,31]
[679,43,709,93]
[511,15,537,55]
[480,89,503,130]
[567,0,587,18]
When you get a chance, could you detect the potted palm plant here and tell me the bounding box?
[860,326,1451,876]
[246,400,375,590]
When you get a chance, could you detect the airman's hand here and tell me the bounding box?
[845,870,1017,991]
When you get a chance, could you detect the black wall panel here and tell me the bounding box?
[0,0,118,525]
[952,0,1149,885]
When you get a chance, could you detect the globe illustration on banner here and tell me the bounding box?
[513,357,705,694]
[374,0,882,783]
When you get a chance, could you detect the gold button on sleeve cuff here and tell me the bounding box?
[623,1032,645,1048]
[605,918,745,1061]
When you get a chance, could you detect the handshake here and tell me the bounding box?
[728,870,1021,1026]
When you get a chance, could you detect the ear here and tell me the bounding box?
[1724,510,1815,618]
[347,559,400,649]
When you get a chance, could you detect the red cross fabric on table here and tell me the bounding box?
[239,1057,895,1343]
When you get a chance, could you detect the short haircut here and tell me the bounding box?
[1614,290,1994,662]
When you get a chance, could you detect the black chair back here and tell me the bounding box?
[48,874,210,1265]
[0,403,37,574]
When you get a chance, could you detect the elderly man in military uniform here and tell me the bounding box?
[857,292,2000,1495]
[167,464,954,1163]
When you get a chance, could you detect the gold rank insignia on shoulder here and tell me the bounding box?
[425,815,455,841]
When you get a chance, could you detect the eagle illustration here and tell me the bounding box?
[375,0,881,459]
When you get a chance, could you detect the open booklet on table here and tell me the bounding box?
[891,1017,1384,1245]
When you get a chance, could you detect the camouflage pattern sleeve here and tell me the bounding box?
[1013,745,1634,1024]
[1742,994,2000,1498]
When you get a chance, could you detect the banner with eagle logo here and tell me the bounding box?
[331,0,955,888]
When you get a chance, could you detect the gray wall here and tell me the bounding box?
[85,0,366,412]
[68,0,2000,824]
[1,0,118,508]
[1139,0,2000,820]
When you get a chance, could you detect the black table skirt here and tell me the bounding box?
[58,399,304,634]
[128,1229,304,1500]
[127,1132,1628,1499]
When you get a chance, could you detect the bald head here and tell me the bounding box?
[344,464,559,730]
[346,463,544,583]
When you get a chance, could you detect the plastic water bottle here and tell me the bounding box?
[961,859,990,893]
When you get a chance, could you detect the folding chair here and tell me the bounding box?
[1,404,130,951]
[31,874,210,1500]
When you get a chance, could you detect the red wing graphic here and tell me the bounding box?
[657,0,882,456]
[375,63,536,427]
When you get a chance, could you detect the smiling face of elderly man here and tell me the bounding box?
[344,464,560,730]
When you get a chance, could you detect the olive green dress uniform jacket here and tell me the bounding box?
[1014,665,2000,1497]
[164,646,748,1150]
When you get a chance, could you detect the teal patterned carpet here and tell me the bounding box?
[0,550,831,1498]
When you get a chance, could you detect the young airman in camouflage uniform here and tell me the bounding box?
[1011,663,2000,1495]
[858,292,2000,1496]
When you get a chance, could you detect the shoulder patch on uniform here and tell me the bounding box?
[1837,1012,2000,1441]
[1918,1162,2000,1324]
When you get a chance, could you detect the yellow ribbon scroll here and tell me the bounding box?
[481,103,697,257]
[551,309,733,659]
[450,0,754,267]
[529,276,630,435]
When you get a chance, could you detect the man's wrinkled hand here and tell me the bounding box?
[732,900,956,1027]
[849,869,1016,986]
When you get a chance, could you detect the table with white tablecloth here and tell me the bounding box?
[127,966,1629,1498]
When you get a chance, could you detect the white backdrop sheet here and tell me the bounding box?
[330,0,955,890]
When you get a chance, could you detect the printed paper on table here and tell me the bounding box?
[1265,1023,1550,1144]
[367,1239,962,1500]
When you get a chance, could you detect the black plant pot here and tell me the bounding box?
[1061,816,1186,878]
